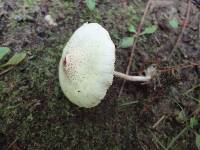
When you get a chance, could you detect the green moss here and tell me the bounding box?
[0,0,148,148]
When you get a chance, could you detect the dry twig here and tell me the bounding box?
[118,0,153,97]
[168,0,192,60]
[0,66,14,76]
[158,62,200,73]
[152,115,166,129]
[6,138,18,150]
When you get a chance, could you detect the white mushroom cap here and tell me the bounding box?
[59,23,115,108]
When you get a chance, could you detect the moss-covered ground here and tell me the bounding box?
[0,0,200,149]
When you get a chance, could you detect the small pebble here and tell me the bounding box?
[44,15,57,27]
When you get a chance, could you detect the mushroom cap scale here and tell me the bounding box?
[59,23,115,108]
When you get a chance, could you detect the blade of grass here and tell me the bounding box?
[119,100,139,107]
[151,131,168,150]
[166,127,188,150]
[183,83,200,95]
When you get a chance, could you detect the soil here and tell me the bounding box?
[0,0,200,149]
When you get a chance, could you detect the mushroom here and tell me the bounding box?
[59,23,156,108]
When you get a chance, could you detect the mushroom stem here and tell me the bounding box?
[114,71,151,82]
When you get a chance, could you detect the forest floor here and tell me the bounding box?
[0,0,200,149]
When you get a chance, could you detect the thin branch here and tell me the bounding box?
[166,127,188,149]
[158,62,200,73]
[191,106,200,116]
[168,0,191,60]
[152,115,166,129]
[0,66,14,76]
[6,138,18,150]
[151,131,168,150]
[183,83,200,95]
[118,0,153,97]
